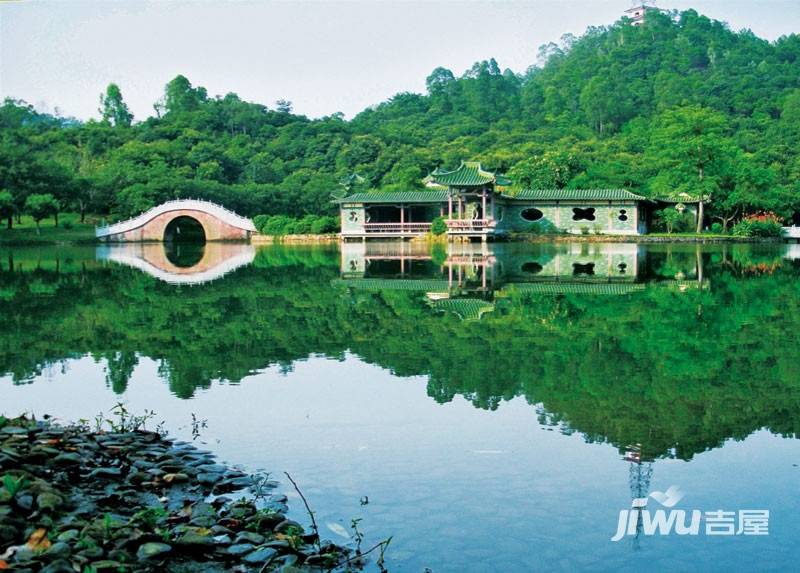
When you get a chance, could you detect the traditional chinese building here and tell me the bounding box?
[337,161,652,240]
[624,1,658,26]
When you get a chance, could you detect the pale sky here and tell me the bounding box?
[1,0,799,122]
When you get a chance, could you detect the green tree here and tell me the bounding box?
[24,193,59,234]
[164,75,207,114]
[99,83,133,127]
[657,207,683,234]
[0,190,14,229]
[646,106,731,232]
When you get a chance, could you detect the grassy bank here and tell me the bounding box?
[0,213,98,245]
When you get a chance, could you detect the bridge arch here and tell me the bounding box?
[164,215,207,243]
[96,200,256,242]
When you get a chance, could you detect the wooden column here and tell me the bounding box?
[448,193,453,219]
[482,190,487,223]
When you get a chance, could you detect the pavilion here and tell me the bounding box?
[337,162,662,240]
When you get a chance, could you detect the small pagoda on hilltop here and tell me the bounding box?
[624,0,658,26]
[336,161,655,241]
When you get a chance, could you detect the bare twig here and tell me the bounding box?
[333,537,393,571]
[283,471,320,551]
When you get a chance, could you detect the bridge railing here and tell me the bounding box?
[783,226,800,239]
[95,199,256,238]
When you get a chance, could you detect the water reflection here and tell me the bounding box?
[337,242,709,319]
[96,242,256,284]
[1,241,797,461]
[2,241,800,570]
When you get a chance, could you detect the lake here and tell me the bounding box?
[1,240,799,572]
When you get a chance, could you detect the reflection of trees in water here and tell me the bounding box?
[1,244,800,460]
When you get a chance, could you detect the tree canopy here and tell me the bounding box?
[1,8,799,227]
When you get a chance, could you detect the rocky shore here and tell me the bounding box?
[0,415,358,572]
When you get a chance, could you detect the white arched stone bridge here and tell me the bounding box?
[95,199,256,242]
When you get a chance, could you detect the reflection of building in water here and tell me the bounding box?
[785,243,800,261]
[336,242,708,319]
[96,242,256,285]
[625,444,654,550]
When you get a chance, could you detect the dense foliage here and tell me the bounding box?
[1,8,799,228]
[252,214,338,235]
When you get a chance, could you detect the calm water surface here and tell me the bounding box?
[2,241,800,572]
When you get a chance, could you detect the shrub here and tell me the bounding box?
[748,212,783,237]
[254,214,339,235]
[655,208,684,234]
[62,220,74,230]
[528,220,560,235]
[310,216,338,234]
[710,222,723,234]
[253,214,269,231]
[430,216,447,236]
[258,215,295,235]
[292,215,317,235]
[732,219,753,237]
[733,212,783,238]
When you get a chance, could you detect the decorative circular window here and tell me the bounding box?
[520,208,544,222]
[572,207,596,221]
[521,262,543,274]
[618,209,628,222]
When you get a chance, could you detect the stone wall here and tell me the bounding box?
[340,205,366,234]
[496,201,641,235]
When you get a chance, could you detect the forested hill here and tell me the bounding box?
[2,8,800,227]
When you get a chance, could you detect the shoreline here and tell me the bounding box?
[0,232,787,247]
[0,414,358,572]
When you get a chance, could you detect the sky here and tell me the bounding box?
[1,0,799,122]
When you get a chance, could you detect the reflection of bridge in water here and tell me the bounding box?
[96,242,256,285]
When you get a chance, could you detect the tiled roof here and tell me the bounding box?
[338,191,448,204]
[502,188,646,201]
[332,279,450,291]
[431,161,496,187]
[653,194,702,204]
[495,174,513,186]
[503,281,646,295]
[432,298,495,320]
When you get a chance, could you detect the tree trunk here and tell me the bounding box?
[35,221,40,235]
[54,212,59,227]
[6,216,11,230]
[696,200,704,234]
[80,201,86,223]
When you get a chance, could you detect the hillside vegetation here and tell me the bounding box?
[1,8,799,229]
